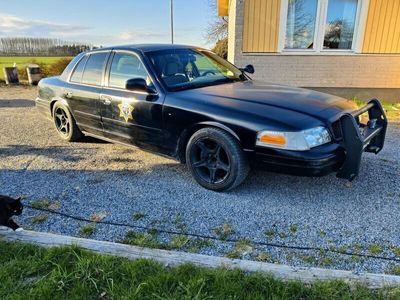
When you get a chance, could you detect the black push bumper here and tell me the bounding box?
[251,99,387,180]
[335,99,387,181]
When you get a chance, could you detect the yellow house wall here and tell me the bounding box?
[362,0,400,53]
[229,0,400,92]
[240,0,400,54]
[218,0,229,17]
[242,0,281,52]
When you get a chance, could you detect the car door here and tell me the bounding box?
[64,51,110,136]
[100,51,165,152]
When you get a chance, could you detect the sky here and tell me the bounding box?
[0,0,217,47]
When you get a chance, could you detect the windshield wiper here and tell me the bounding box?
[171,77,243,92]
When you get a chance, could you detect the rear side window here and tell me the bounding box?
[81,52,108,86]
[70,55,88,83]
[61,53,84,81]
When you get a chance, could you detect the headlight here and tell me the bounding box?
[256,126,331,151]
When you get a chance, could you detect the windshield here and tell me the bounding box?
[146,49,247,91]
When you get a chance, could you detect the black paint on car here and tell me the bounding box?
[36,44,388,191]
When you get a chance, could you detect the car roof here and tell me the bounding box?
[89,44,205,53]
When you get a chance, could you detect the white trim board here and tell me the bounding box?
[1,228,399,289]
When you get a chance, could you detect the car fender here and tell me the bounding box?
[196,121,240,141]
[50,97,74,118]
[175,121,241,162]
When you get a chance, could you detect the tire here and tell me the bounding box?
[186,127,249,191]
[52,101,82,142]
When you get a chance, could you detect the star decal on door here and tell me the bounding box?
[118,102,134,122]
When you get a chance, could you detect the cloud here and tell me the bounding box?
[0,14,168,45]
[0,14,90,37]
[117,31,170,42]
[0,14,210,47]
[116,29,209,46]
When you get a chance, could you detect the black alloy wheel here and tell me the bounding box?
[54,107,70,137]
[52,102,82,142]
[190,138,231,185]
[186,127,249,191]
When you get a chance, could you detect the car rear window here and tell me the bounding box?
[81,52,108,86]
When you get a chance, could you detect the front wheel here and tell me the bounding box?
[186,127,249,191]
[52,102,82,142]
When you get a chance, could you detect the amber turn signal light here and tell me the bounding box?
[259,134,287,145]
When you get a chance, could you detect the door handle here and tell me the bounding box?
[100,95,112,105]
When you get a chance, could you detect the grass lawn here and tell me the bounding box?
[0,242,399,299]
[353,98,400,122]
[0,56,72,80]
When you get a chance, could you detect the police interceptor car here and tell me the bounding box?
[36,44,387,191]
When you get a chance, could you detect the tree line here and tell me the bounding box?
[0,37,95,56]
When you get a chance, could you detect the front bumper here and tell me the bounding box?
[250,99,388,180]
[250,143,345,177]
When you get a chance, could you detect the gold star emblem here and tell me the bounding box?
[118,102,134,122]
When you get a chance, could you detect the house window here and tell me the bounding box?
[285,0,318,49]
[283,0,360,52]
[323,0,358,50]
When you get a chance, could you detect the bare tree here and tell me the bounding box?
[206,18,228,43]
[205,0,229,58]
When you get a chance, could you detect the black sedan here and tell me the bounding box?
[36,44,387,191]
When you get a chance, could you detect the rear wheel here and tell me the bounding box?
[52,102,82,142]
[186,127,249,191]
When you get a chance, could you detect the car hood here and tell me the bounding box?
[191,80,357,120]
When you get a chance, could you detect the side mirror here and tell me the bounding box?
[242,64,255,74]
[125,78,157,94]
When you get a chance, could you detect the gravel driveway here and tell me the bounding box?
[1,86,399,275]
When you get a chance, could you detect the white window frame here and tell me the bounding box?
[277,0,369,54]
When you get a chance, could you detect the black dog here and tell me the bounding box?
[0,195,23,231]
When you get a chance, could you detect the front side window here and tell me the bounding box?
[147,49,245,91]
[284,0,359,52]
[109,53,151,89]
[81,52,108,86]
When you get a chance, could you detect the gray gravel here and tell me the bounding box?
[1,86,399,274]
